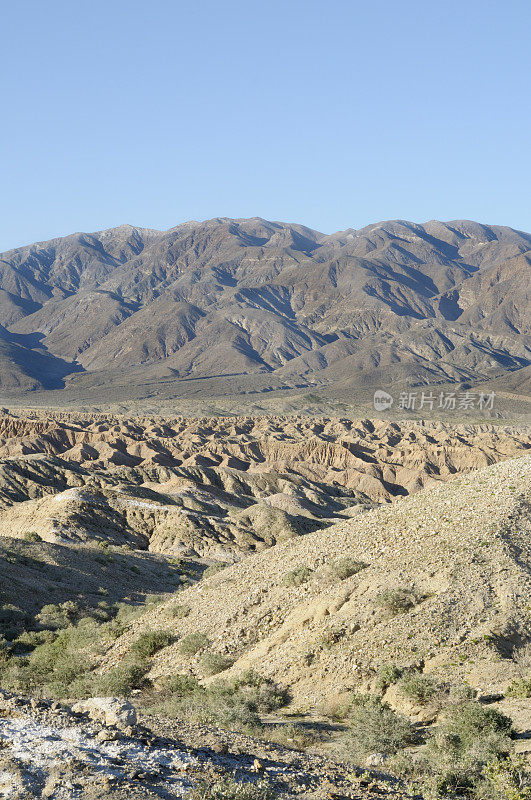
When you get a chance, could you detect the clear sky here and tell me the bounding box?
[1,0,530,251]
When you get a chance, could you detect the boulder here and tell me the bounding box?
[71,697,137,728]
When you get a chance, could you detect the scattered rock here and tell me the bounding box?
[71,697,137,729]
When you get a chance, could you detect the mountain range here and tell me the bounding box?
[0,217,529,403]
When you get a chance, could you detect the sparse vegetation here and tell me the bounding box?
[170,603,191,618]
[375,587,417,615]
[345,695,417,757]
[131,629,173,659]
[397,672,440,704]
[329,557,367,580]
[179,632,210,656]
[376,663,403,692]
[151,670,290,733]
[505,676,531,698]
[203,562,229,579]
[398,701,514,798]
[23,531,42,542]
[200,652,234,676]
[478,754,531,800]
[94,657,149,696]
[189,776,277,800]
[0,598,167,698]
[262,722,318,750]
[160,674,200,696]
[281,566,313,587]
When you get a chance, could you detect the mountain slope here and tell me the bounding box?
[0,218,529,399]
[100,455,531,706]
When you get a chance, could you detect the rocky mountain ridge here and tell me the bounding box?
[0,218,529,403]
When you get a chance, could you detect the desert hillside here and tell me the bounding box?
[0,413,529,799]
[101,455,530,708]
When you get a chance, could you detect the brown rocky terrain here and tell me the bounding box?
[0,218,529,411]
[0,690,414,800]
[0,411,528,561]
[0,413,529,798]
[100,455,530,712]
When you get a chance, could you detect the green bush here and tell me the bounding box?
[94,658,149,696]
[376,663,403,691]
[154,671,289,734]
[200,652,234,676]
[190,776,276,800]
[228,671,291,713]
[414,702,513,797]
[203,562,228,579]
[0,604,30,639]
[170,603,191,619]
[131,630,173,659]
[179,632,210,656]
[398,672,440,704]
[12,629,56,654]
[478,754,531,800]
[346,695,417,756]
[505,676,531,699]
[162,684,261,731]
[160,674,200,696]
[281,566,313,587]
[263,722,317,750]
[23,531,42,542]
[375,588,417,615]
[0,611,151,698]
[36,602,80,630]
[330,558,367,580]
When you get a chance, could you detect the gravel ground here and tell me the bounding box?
[0,691,413,800]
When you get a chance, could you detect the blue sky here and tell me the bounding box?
[1,0,530,250]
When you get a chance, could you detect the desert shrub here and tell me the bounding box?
[477,754,531,800]
[315,694,353,721]
[346,695,417,757]
[156,671,289,733]
[160,674,200,696]
[398,672,441,704]
[0,604,30,639]
[12,629,56,654]
[376,663,403,692]
[0,637,12,665]
[131,630,173,659]
[375,588,416,615]
[262,722,318,749]
[414,702,513,797]
[23,531,42,542]
[505,676,531,699]
[14,633,89,696]
[281,566,313,587]
[446,681,477,705]
[228,671,290,713]
[170,603,190,619]
[189,776,276,800]
[316,626,346,650]
[94,658,149,696]
[0,612,149,698]
[330,557,367,580]
[163,683,261,730]
[179,632,210,656]
[200,652,234,676]
[36,602,80,630]
[203,562,228,579]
